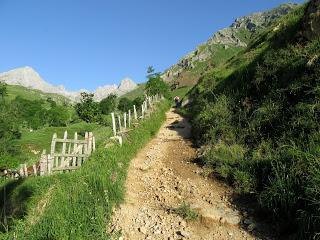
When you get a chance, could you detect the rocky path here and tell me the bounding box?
[109,109,257,240]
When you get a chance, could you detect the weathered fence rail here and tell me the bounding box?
[6,131,96,178]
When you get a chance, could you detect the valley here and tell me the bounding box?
[0,0,319,239]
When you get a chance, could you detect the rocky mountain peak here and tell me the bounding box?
[118,78,137,92]
[0,66,55,91]
[231,3,297,32]
[0,67,137,102]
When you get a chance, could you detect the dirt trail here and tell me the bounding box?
[109,109,256,240]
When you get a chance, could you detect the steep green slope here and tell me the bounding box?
[162,3,298,88]
[187,3,320,238]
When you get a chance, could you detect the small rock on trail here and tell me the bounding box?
[109,109,257,240]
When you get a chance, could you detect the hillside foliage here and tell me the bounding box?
[188,4,320,238]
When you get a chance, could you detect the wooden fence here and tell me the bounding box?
[15,131,95,178]
[110,94,163,145]
[2,93,163,179]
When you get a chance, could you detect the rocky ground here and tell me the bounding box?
[108,109,267,240]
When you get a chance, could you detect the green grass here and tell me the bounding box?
[5,85,70,104]
[170,86,191,100]
[120,83,145,100]
[0,100,170,239]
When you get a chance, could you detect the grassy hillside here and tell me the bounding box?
[187,3,320,238]
[120,83,145,100]
[5,85,70,104]
[0,100,170,239]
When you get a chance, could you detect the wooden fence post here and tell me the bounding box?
[77,145,83,167]
[51,133,57,169]
[88,132,93,155]
[84,132,89,161]
[133,105,137,120]
[32,164,37,176]
[61,131,68,167]
[47,154,52,175]
[111,113,117,136]
[40,149,47,176]
[118,115,122,132]
[19,164,24,177]
[72,132,78,166]
[128,110,131,128]
[23,163,28,177]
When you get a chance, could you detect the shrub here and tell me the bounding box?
[192,95,234,144]
[100,94,117,115]
[233,170,255,194]
[118,97,133,113]
[75,92,101,123]
[173,202,198,221]
[204,143,246,182]
[145,66,170,98]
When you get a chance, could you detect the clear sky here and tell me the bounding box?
[0,0,305,91]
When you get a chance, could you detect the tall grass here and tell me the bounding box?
[0,100,170,240]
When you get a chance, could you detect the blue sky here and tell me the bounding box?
[0,0,304,91]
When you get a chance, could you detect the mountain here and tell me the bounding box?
[0,66,137,101]
[162,3,298,87]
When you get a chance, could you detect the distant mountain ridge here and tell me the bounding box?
[0,66,137,101]
[162,3,298,86]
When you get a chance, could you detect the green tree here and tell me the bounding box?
[145,66,169,97]
[118,97,133,112]
[99,94,117,114]
[47,105,70,126]
[132,96,144,107]
[0,103,21,167]
[12,97,47,129]
[75,92,101,122]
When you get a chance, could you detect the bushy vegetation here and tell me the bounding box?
[173,202,198,221]
[0,83,76,168]
[117,97,133,112]
[188,4,320,238]
[0,100,170,239]
[99,94,117,115]
[145,66,170,98]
